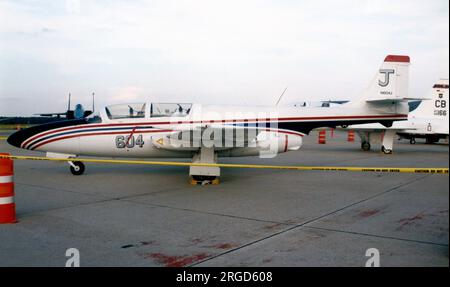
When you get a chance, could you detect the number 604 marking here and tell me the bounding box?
[116,134,144,148]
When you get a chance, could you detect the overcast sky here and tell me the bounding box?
[0,0,448,116]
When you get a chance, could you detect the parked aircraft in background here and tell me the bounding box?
[8,55,412,181]
[37,93,95,120]
[342,79,449,153]
[291,100,421,111]
[290,100,349,108]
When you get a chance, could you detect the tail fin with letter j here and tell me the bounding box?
[347,55,411,119]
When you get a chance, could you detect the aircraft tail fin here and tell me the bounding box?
[410,79,449,119]
[347,55,411,116]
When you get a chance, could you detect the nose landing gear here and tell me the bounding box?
[69,161,85,175]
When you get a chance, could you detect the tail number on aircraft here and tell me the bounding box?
[115,134,145,149]
[434,97,447,116]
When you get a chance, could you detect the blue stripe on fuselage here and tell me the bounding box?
[26,126,156,149]
[26,121,275,149]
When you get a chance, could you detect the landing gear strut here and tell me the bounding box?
[410,138,416,144]
[381,130,395,155]
[69,161,85,175]
[189,147,220,185]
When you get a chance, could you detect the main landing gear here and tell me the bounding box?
[381,145,393,154]
[361,141,371,151]
[69,161,85,175]
[360,130,395,154]
[380,130,395,155]
[189,147,220,185]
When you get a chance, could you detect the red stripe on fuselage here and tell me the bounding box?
[31,129,173,150]
[31,128,305,150]
[125,126,137,146]
[23,114,407,148]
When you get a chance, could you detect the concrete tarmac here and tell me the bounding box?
[0,130,448,266]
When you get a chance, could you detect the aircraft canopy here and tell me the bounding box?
[104,102,192,120]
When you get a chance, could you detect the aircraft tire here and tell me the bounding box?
[70,161,85,175]
[192,175,216,182]
[410,138,416,144]
[381,146,392,154]
[361,142,371,151]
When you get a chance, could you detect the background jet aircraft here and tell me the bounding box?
[8,55,412,180]
[289,100,350,108]
[291,100,421,110]
[342,79,449,153]
[37,93,95,120]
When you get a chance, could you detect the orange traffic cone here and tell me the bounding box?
[347,130,355,142]
[318,130,326,144]
[0,153,16,224]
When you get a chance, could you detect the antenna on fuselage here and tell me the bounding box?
[92,92,95,113]
[275,87,288,107]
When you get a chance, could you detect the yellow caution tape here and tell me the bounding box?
[0,154,448,174]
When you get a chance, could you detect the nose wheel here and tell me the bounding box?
[69,161,85,175]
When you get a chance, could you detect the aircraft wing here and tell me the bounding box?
[328,100,349,104]
[35,113,67,117]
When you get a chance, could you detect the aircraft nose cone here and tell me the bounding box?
[6,119,88,150]
[7,129,29,148]
[7,124,48,149]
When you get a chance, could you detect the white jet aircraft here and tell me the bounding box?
[8,55,412,180]
[342,79,449,153]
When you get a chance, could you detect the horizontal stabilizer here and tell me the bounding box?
[402,97,431,101]
[366,98,405,103]
[366,97,430,103]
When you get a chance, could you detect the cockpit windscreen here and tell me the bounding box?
[105,103,146,119]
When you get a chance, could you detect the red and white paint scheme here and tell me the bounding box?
[8,55,411,179]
